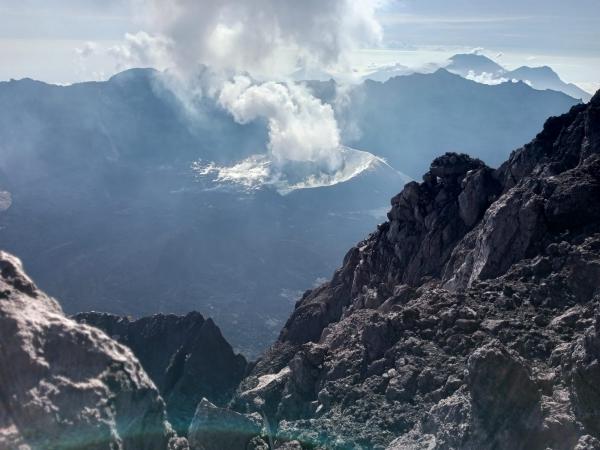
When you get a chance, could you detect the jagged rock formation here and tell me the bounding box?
[0,251,188,450]
[188,398,264,450]
[74,311,247,436]
[233,92,600,449]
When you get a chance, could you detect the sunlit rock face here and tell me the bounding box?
[232,92,600,448]
[0,251,188,450]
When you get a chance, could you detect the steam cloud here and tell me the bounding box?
[120,0,386,190]
[132,0,384,75]
[109,32,172,71]
[218,76,342,171]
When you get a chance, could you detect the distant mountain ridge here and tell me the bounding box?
[362,53,591,102]
[446,53,592,101]
[311,68,580,176]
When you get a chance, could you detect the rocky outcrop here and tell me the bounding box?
[188,398,263,450]
[74,311,247,436]
[0,190,10,211]
[0,251,188,450]
[233,91,600,448]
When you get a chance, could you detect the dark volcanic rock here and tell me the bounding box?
[74,311,247,435]
[465,341,543,448]
[234,92,600,448]
[188,398,262,450]
[0,251,188,450]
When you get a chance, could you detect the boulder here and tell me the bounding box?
[188,398,261,450]
[0,251,187,449]
[467,342,541,435]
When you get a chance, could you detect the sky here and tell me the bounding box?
[0,0,599,93]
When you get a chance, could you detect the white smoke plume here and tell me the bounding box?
[131,0,384,76]
[120,0,387,191]
[218,76,342,171]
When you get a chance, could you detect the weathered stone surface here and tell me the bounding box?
[0,251,187,449]
[466,341,543,448]
[232,92,600,448]
[74,311,247,435]
[188,398,261,450]
[567,313,600,438]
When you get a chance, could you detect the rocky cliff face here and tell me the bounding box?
[0,252,188,450]
[73,311,247,435]
[233,92,600,449]
[2,90,597,450]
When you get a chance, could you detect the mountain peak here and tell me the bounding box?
[428,152,485,179]
[449,52,498,63]
[447,53,505,75]
[108,67,160,84]
[235,88,600,448]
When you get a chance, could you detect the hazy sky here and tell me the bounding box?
[1,0,599,92]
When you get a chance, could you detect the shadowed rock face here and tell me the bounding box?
[233,91,600,449]
[0,252,188,450]
[73,311,247,436]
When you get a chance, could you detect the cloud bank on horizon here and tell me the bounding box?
[1,0,599,91]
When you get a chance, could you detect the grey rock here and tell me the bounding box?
[188,398,261,450]
[74,311,247,436]
[458,167,501,227]
[575,435,600,450]
[232,92,600,448]
[0,190,10,211]
[466,341,542,446]
[0,251,187,450]
[567,313,600,437]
